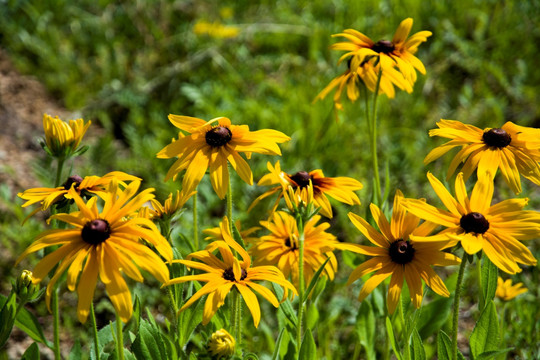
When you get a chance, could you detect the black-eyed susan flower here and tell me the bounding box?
[250,211,358,289]
[16,180,172,323]
[249,161,363,218]
[424,119,540,194]
[495,277,527,301]
[148,189,195,220]
[402,172,540,274]
[157,115,290,199]
[346,190,461,314]
[18,171,140,220]
[167,217,297,328]
[42,113,91,158]
[206,329,236,359]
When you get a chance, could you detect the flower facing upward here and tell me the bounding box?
[42,114,91,158]
[167,217,297,327]
[424,119,540,194]
[16,180,172,323]
[495,277,527,301]
[157,115,290,199]
[206,329,236,359]
[346,190,461,314]
[250,211,358,289]
[249,161,363,218]
[18,171,140,219]
[401,172,539,274]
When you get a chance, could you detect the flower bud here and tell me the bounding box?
[206,329,235,359]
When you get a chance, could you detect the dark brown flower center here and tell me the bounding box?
[205,126,232,147]
[372,40,395,54]
[284,236,298,250]
[63,175,84,190]
[482,128,511,148]
[290,171,311,188]
[222,267,247,282]
[81,219,111,245]
[460,212,490,234]
[389,240,415,265]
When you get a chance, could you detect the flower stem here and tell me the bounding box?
[399,295,411,360]
[230,288,241,350]
[452,253,467,360]
[116,315,125,360]
[193,194,199,250]
[296,221,305,356]
[90,302,100,360]
[52,289,61,360]
[227,173,233,233]
[369,70,383,206]
[54,156,66,187]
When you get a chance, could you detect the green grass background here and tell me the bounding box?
[1,0,539,358]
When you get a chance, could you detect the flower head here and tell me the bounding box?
[16,180,172,323]
[157,115,290,199]
[424,119,540,194]
[167,217,297,327]
[249,161,362,218]
[148,189,195,220]
[346,190,460,313]
[42,114,91,158]
[402,172,540,274]
[206,329,236,359]
[495,277,527,301]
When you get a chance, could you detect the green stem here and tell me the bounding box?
[477,257,485,310]
[193,194,199,250]
[90,302,100,360]
[369,70,383,206]
[54,156,66,187]
[227,174,233,232]
[116,315,124,360]
[452,253,467,360]
[52,289,61,360]
[296,221,305,356]
[399,295,411,360]
[230,289,241,350]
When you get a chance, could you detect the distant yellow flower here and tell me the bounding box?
[347,190,460,313]
[193,20,240,39]
[249,161,362,218]
[18,172,140,219]
[42,114,91,158]
[16,180,172,323]
[148,190,195,220]
[207,329,235,359]
[496,277,527,301]
[250,211,358,289]
[167,217,297,327]
[157,115,290,199]
[203,219,260,244]
[402,172,539,274]
[424,119,540,194]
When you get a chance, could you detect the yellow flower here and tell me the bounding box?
[193,20,240,39]
[207,329,235,359]
[402,172,539,274]
[167,217,297,328]
[250,211,358,289]
[249,161,362,218]
[18,171,140,220]
[495,277,527,301]
[42,114,91,158]
[424,119,540,194]
[346,190,461,313]
[203,219,260,244]
[16,180,172,323]
[149,190,195,220]
[157,115,290,199]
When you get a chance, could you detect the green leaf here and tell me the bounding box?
[0,293,17,348]
[470,300,499,358]
[243,353,259,360]
[385,316,403,360]
[271,283,297,328]
[476,348,513,360]
[132,319,169,360]
[303,257,330,304]
[355,301,376,360]
[416,296,453,338]
[20,342,39,360]
[305,302,319,330]
[231,221,246,249]
[68,340,82,360]
[271,328,286,360]
[480,257,498,311]
[177,292,204,347]
[410,329,426,360]
[299,328,317,360]
[437,330,452,360]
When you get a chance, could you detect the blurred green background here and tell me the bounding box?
[1,0,539,358]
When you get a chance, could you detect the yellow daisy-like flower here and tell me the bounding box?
[157,115,290,199]
[206,329,236,359]
[346,190,461,314]
[16,180,172,323]
[203,219,260,244]
[42,113,91,158]
[18,171,140,220]
[193,20,240,39]
[495,277,527,301]
[402,172,539,274]
[248,161,363,218]
[250,211,358,289]
[148,189,195,220]
[167,217,297,328]
[424,119,540,194]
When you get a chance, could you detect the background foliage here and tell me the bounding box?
[1,0,539,358]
